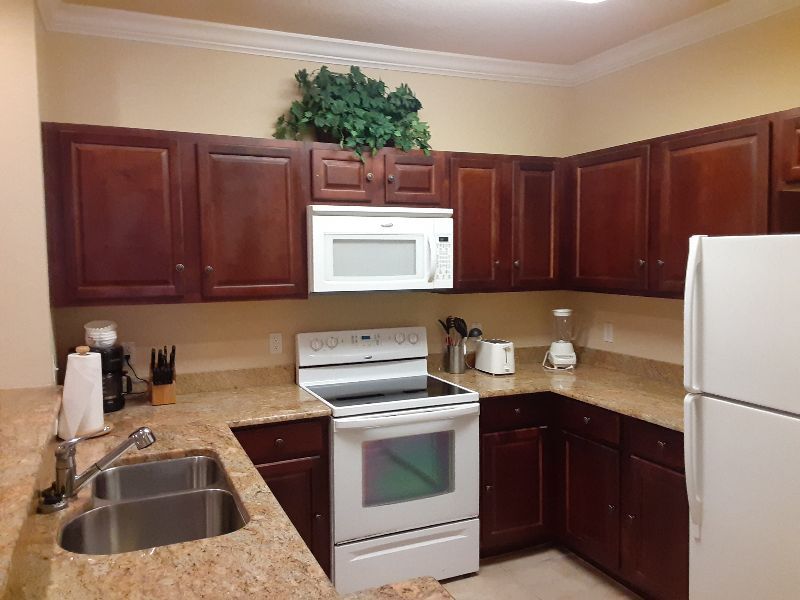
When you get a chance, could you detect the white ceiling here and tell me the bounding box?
[67,0,728,64]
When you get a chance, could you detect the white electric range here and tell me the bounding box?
[297,326,480,595]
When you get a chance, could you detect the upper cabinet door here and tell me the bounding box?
[198,143,306,299]
[652,121,769,293]
[384,151,449,206]
[511,159,559,290]
[311,148,383,203]
[568,146,650,292]
[779,112,800,183]
[52,129,186,303]
[450,155,508,291]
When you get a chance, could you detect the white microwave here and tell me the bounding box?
[307,205,454,293]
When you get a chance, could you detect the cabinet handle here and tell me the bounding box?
[657,259,665,267]
[274,438,285,447]
[657,440,667,448]
[175,263,185,272]
[484,485,493,492]
[494,259,500,266]
[638,259,646,268]
[366,172,374,182]
[513,259,521,268]
[314,513,323,520]
[514,408,521,415]
[387,174,396,183]
[608,504,616,513]
[204,265,214,274]
[583,416,591,425]
[626,514,636,521]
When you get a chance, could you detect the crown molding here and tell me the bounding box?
[37,0,800,87]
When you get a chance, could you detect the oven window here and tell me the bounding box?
[362,431,454,506]
[331,238,417,277]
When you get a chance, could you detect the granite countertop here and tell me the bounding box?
[1,351,683,599]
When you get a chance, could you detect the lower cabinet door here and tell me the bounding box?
[621,455,689,600]
[480,427,551,555]
[257,456,331,575]
[561,432,620,571]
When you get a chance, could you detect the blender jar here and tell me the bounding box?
[553,308,573,342]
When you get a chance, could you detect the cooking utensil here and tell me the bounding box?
[453,318,468,340]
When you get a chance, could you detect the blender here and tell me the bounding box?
[543,308,577,371]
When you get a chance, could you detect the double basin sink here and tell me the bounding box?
[60,456,247,555]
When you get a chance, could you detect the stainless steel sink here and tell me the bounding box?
[59,489,246,554]
[93,456,226,501]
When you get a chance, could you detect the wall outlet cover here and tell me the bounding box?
[603,322,614,343]
[269,333,283,354]
[122,341,136,359]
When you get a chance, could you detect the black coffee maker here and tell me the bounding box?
[90,344,131,413]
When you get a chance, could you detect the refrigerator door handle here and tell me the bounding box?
[684,393,703,540]
[683,235,705,392]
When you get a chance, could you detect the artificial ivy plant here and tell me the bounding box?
[274,66,432,159]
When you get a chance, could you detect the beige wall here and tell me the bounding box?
[0,0,56,388]
[37,8,800,373]
[566,7,800,155]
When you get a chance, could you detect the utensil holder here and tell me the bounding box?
[150,382,176,406]
[445,343,466,374]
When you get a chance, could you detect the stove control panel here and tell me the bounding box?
[296,326,427,367]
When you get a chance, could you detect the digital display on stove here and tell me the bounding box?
[361,335,371,340]
[307,375,471,409]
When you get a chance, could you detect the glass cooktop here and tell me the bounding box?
[306,375,472,408]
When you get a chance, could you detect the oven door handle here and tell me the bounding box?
[333,404,479,431]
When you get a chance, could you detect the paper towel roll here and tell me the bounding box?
[58,350,105,441]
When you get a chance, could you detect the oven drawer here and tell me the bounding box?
[560,399,620,446]
[233,419,325,465]
[334,518,479,595]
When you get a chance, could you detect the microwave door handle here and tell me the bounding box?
[334,404,479,431]
[427,236,437,282]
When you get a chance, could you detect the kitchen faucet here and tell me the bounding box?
[38,426,156,513]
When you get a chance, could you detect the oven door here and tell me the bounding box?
[332,403,479,543]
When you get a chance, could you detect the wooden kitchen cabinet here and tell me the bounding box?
[197,141,307,299]
[233,419,331,576]
[778,110,800,184]
[450,154,508,291]
[651,120,770,293]
[560,431,620,572]
[311,147,448,206]
[43,124,189,304]
[621,419,688,600]
[565,145,650,293]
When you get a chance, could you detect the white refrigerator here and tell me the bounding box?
[684,234,800,599]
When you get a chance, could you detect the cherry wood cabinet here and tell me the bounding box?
[233,418,331,576]
[621,420,688,600]
[561,431,621,572]
[779,111,800,184]
[771,109,800,234]
[651,121,770,293]
[450,154,508,291]
[44,125,188,304]
[311,147,448,207]
[566,145,650,293]
[197,141,307,299]
[511,159,561,290]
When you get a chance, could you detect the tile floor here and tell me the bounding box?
[443,546,641,600]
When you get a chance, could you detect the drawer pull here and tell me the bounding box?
[627,514,636,521]
[657,440,667,448]
[514,408,521,415]
[484,485,493,492]
[315,513,323,520]
[583,416,591,425]
[274,438,285,447]
[608,504,616,513]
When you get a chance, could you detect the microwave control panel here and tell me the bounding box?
[435,236,452,281]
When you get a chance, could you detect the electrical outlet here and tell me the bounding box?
[603,322,614,343]
[269,333,283,355]
[122,341,136,360]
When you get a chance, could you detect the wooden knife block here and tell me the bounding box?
[150,382,176,406]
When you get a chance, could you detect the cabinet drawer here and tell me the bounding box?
[626,418,684,472]
[233,419,326,465]
[481,394,553,433]
[561,399,620,446]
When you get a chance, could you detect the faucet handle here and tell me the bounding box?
[56,425,112,457]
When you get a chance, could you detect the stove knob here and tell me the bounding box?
[394,332,406,344]
[326,336,339,348]
[310,339,323,352]
[408,333,419,344]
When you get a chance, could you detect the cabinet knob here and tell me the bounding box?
[314,513,323,521]
[484,485,493,492]
[514,408,521,415]
[175,263,185,272]
[513,259,521,268]
[638,259,646,268]
[657,259,665,267]
[657,440,667,448]
[608,504,616,513]
[274,437,285,447]
[583,416,591,425]
[387,174,396,183]
[366,172,374,182]
[494,259,500,266]
[626,513,636,521]
[204,265,214,274]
